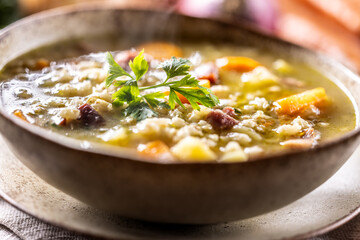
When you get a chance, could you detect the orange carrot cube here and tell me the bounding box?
[216,56,261,72]
[275,87,328,115]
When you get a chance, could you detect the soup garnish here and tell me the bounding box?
[105,51,219,121]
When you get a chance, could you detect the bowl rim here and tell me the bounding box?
[1,3,360,165]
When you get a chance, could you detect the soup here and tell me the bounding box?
[0,39,356,162]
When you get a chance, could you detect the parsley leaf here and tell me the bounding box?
[170,74,199,88]
[168,75,219,110]
[129,50,148,81]
[168,89,185,109]
[142,92,166,108]
[234,108,242,114]
[112,80,139,105]
[105,51,219,121]
[124,100,158,121]
[170,87,219,110]
[158,57,191,80]
[105,52,133,87]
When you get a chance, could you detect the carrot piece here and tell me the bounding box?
[275,87,328,115]
[164,79,211,104]
[35,58,50,70]
[175,92,189,104]
[280,138,314,149]
[13,110,29,122]
[198,79,211,88]
[139,141,169,155]
[138,141,173,160]
[195,62,219,83]
[216,56,261,72]
[137,42,183,59]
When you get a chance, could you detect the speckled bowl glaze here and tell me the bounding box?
[0,4,360,224]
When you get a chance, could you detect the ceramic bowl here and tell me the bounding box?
[0,4,360,224]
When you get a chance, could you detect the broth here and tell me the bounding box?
[0,37,356,162]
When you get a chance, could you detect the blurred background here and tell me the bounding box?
[1,0,360,72]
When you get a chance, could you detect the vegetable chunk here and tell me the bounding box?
[137,42,183,59]
[138,140,174,161]
[13,109,28,122]
[275,87,327,115]
[216,56,261,72]
[171,136,217,162]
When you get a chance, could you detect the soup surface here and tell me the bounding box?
[0,38,356,162]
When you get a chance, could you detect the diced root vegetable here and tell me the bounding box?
[198,79,211,88]
[59,108,80,123]
[220,141,248,162]
[138,141,174,161]
[272,59,294,74]
[275,87,328,115]
[210,85,230,98]
[171,136,217,162]
[241,66,279,91]
[220,150,248,162]
[35,58,50,70]
[280,138,314,149]
[99,128,128,145]
[13,109,29,122]
[216,56,261,72]
[195,62,219,83]
[164,79,211,104]
[137,42,183,59]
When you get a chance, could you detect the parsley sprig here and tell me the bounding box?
[105,51,219,121]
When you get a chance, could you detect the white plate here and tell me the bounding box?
[0,134,360,240]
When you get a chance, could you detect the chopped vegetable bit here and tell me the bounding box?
[138,140,174,162]
[35,58,50,70]
[13,109,28,122]
[100,128,128,145]
[137,42,183,59]
[272,59,294,74]
[280,139,314,149]
[220,142,248,162]
[216,56,261,72]
[275,87,328,115]
[195,62,219,83]
[171,136,217,162]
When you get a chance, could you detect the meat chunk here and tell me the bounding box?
[78,104,105,127]
[206,110,238,131]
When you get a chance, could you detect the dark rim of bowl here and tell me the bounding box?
[0,3,360,165]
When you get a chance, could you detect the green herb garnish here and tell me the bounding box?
[105,51,219,121]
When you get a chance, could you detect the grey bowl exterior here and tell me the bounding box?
[0,5,360,224]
